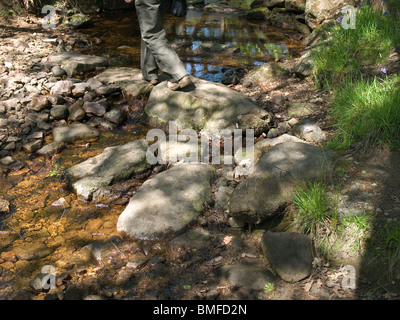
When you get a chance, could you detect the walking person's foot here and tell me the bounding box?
[167,75,193,91]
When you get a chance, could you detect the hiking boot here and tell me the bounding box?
[167,75,193,91]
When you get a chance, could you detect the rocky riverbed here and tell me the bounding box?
[1,2,400,301]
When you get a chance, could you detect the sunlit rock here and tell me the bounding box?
[144,77,272,136]
[229,142,332,224]
[117,164,217,241]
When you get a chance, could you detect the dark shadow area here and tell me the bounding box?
[355,148,400,299]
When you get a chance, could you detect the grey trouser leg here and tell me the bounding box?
[135,0,188,82]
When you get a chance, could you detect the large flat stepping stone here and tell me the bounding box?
[144,77,272,135]
[46,52,108,77]
[261,231,314,282]
[229,142,332,224]
[117,164,217,241]
[93,67,158,99]
[66,139,151,201]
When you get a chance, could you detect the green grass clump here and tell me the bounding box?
[328,76,400,150]
[312,4,400,89]
[289,181,374,259]
[289,181,339,254]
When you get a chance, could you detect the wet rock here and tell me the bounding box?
[116,268,135,285]
[145,77,272,136]
[261,231,313,282]
[292,119,326,143]
[46,52,108,77]
[126,254,148,270]
[50,80,74,96]
[53,123,99,143]
[117,164,217,240]
[0,198,10,214]
[36,141,66,156]
[50,105,69,120]
[229,142,332,224]
[83,241,108,265]
[103,108,127,125]
[66,139,151,201]
[219,263,275,291]
[13,243,55,261]
[92,179,137,205]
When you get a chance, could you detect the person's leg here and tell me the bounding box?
[135,0,188,82]
[140,38,158,82]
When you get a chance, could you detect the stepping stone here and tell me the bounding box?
[46,52,108,77]
[66,139,151,201]
[144,77,272,135]
[261,231,314,282]
[229,142,332,224]
[117,164,217,240]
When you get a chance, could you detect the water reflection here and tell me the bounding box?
[81,7,305,82]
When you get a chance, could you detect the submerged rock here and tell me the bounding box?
[13,243,55,261]
[117,164,217,241]
[53,123,99,143]
[66,139,151,201]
